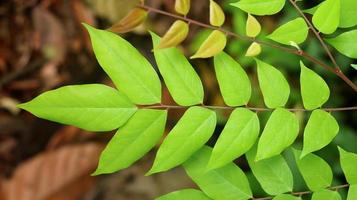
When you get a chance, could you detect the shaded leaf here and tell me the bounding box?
[84,24,161,105]
[311,189,342,200]
[245,42,261,57]
[301,109,339,157]
[157,20,189,49]
[326,30,357,59]
[351,64,357,70]
[108,8,147,33]
[210,0,225,26]
[18,84,137,132]
[300,61,330,110]
[312,0,340,34]
[148,107,216,174]
[293,149,333,191]
[155,189,212,200]
[151,32,203,106]
[213,52,251,106]
[255,59,290,108]
[184,146,252,200]
[256,108,299,161]
[191,30,227,59]
[339,147,357,184]
[94,109,167,175]
[231,0,285,16]
[267,18,308,45]
[208,108,259,170]
[273,194,302,200]
[246,146,294,195]
[246,14,261,37]
[175,0,190,15]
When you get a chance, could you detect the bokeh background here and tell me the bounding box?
[0,0,356,199]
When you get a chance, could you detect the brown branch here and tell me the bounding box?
[137,4,357,92]
[143,104,357,112]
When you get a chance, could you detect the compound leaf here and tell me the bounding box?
[18,84,137,132]
[311,189,342,200]
[155,189,212,200]
[214,52,251,106]
[84,24,161,105]
[312,0,340,34]
[151,32,204,106]
[300,61,330,110]
[94,109,167,175]
[267,18,308,45]
[301,110,339,158]
[231,0,285,16]
[256,59,290,109]
[208,108,259,170]
[184,146,252,200]
[148,107,216,174]
[326,30,357,59]
[339,147,357,184]
[256,108,299,161]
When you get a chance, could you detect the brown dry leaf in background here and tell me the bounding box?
[1,142,103,200]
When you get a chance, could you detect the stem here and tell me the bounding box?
[288,0,357,92]
[137,4,357,92]
[143,104,357,112]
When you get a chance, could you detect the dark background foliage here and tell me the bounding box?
[0,0,356,199]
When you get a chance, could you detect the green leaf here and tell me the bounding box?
[18,84,137,132]
[231,0,285,16]
[246,146,294,195]
[256,108,299,161]
[311,189,342,200]
[312,0,340,34]
[148,107,216,174]
[338,147,357,184]
[347,185,357,200]
[301,109,339,157]
[255,59,290,109]
[83,24,161,105]
[339,0,357,28]
[208,108,259,170]
[267,18,308,45]
[351,64,357,70]
[273,194,301,200]
[214,52,251,106]
[300,61,330,110]
[293,149,333,191]
[94,109,167,175]
[326,30,357,59]
[184,146,252,200]
[155,189,212,200]
[151,32,204,106]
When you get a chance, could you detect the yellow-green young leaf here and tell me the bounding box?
[301,109,339,158]
[325,30,357,59]
[231,0,285,16]
[156,189,212,200]
[256,108,299,161]
[246,146,293,195]
[184,146,253,200]
[108,8,147,33]
[312,0,340,34]
[208,108,259,170]
[151,32,203,106]
[311,190,342,200]
[191,30,227,59]
[300,61,330,110]
[175,0,190,15]
[18,84,137,132]
[255,59,290,109]
[293,149,333,191]
[273,194,301,200]
[93,109,167,175]
[83,24,161,105]
[148,107,216,174]
[246,14,261,37]
[338,147,357,184]
[347,185,357,200]
[210,0,225,26]
[267,18,308,45]
[245,42,261,57]
[214,52,251,106]
[157,20,189,49]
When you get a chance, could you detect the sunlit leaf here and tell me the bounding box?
[231,0,285,16]
[339,147,357,184]
[245,42,261,57]
[151,32,204,106]
[347,185,357,200]
[175,0,190,15]
[191,30,227,59]
[157,20,189,49]
[94,109,167,175]
[312,0,340,34]
[108,8,147,33]
[267,18,308,45]
[18,84,137,132]
[246,14,261,37]
[210,0,225,26]
[325,30,357,59]
[256,108,299,161]
[311,189,342,200]
[155,189,212,200]
[184,146,252,200]
[148,107,216,174]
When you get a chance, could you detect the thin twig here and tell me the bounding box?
[137,4,357,92]
[143,104,357,112]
